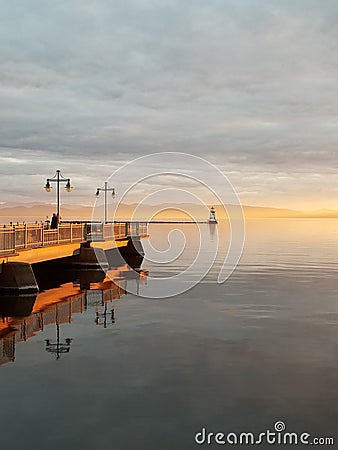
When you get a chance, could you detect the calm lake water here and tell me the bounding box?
[0,219,337,449]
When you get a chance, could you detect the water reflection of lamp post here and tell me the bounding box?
[44,170,72,219]
[95,304,116,328]
[45,324,72,360]
[95,182,115,223]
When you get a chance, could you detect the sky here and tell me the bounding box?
[1,0,338,210]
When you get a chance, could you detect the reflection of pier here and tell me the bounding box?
[0,266,148,367]
[0,285,121,366]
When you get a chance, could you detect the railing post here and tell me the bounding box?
[125,222,129,237]
[70,223,73,243]
[41,223,44,247]
[12,225,16,252]
[24,224,27,249]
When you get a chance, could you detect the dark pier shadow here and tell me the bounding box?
[33,263,106,291]
[32,237,145,292]
[106,238,145,270]
[0,294,37,318]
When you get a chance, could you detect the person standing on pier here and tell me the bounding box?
[50,213,58,229]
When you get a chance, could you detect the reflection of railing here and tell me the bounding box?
[0,221,148,256]
[0,331,15,366]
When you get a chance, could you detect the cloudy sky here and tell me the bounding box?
[1,0,338,210]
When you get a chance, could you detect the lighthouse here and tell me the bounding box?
[208,206,217,224]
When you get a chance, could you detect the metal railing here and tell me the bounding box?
[0,221,148,257]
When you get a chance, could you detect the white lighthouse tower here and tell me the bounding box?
[208,206,217,224]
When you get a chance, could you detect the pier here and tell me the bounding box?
[0,221,148,294]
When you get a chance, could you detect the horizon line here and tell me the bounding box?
[0,201,337,214]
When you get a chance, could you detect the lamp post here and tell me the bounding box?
[44,170,72,219]
[95,182,115,223]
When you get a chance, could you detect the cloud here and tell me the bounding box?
[0,0,338,209]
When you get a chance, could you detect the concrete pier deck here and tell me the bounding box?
[0,221,148,293]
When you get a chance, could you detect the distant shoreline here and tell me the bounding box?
[1,216,338,226]
[1,202,338,222]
